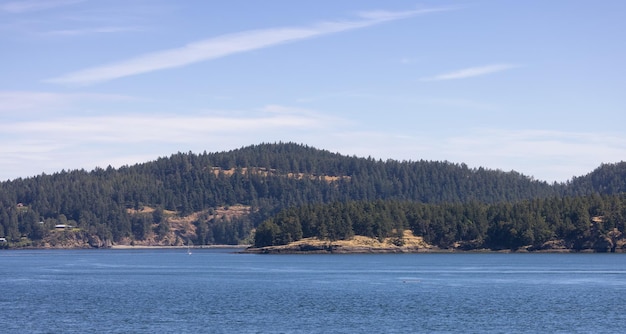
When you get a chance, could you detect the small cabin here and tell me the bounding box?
[0,237,7,243]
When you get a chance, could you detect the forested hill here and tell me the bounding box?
[0,142,625,249]
[564,162,626,196]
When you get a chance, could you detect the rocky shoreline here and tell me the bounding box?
[5,229,624,253]
[243,243,624,254]
[4,243,622,253]
[242,231,626,254]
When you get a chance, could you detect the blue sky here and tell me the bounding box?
[1,0,625,182]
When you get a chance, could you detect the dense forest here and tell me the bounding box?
[1,142,625,251]
[255,195,626,252]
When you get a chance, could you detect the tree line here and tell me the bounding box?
[0,142,625,248]
[255,193,626,252]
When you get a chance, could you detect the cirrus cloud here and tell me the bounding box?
[45,7,454,86]
[420,64,520,81]
[0,0,84,13]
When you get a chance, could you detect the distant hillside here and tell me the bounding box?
[0,142,624,250]
[565,162,626,195]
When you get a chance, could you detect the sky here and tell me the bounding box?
[1,0,625,183]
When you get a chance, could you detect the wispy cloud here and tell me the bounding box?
[420,64,519,81]
[0,91,134,113]
[45,7,454,86]
[295,90,362,103]
[1,104,342,143]
[2,97,624,182]
[415,97,499,111]
[437,128,626,181]
[0,0,84,13]
[355,7,452,20]
[323,128,626,182]
[43,26,143,36]
[0,1,150,37]
[0,102,350,179]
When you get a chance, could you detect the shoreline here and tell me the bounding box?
[0,244,250,250]
[2,245,620,253]
[242,246,621,254]
[241,243,618,254]
[110,244,249,250]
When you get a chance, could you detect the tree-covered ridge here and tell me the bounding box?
[0,142,624,249]
[564,162,626,196]
[255,194,626,252]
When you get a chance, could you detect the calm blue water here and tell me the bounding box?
[2,250,626,333]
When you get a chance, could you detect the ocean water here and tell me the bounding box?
[2,250,626,333]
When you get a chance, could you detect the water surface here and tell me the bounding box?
[2,250,625,333]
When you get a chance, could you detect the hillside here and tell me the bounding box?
[564,162,626,195]
[0,142,625,250]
